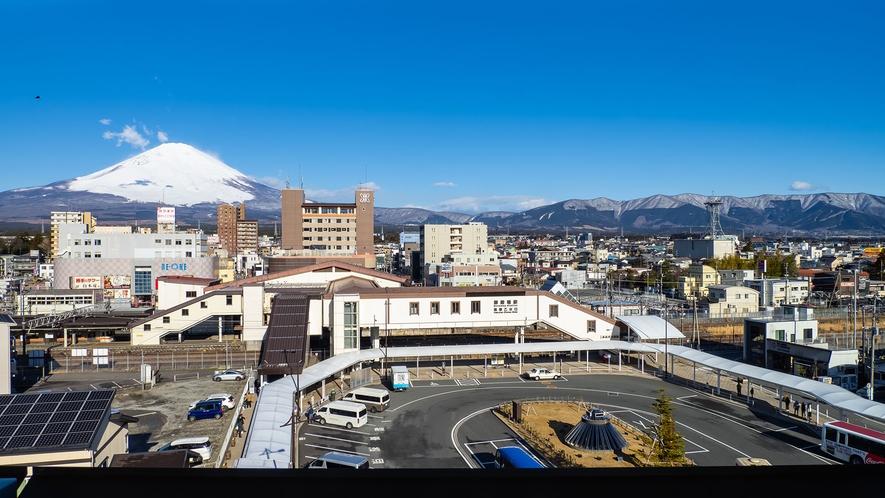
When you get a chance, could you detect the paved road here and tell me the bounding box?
[298,373,834,468]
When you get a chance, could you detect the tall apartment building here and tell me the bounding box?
[281,188,374,254]
[420,222,490,266]
[50,211,94,261]
[236,220,259,255]
[217,203,246,255]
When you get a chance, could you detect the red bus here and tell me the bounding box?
[821,420,885,464]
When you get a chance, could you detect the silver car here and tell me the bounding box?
[212,369,245,382]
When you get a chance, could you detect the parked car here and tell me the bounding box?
[187,400,224,421]
[212,369,245,382]
[522,368,561,380]
[157,437,213,466]
[189,393,235,411]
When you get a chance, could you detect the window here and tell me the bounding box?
[186,252,192,257]
[775,329,786,341]
[182,309,189,316]
[226,295,233,306]
[84,252,91,258]
[144,324,151,331]
[201,302,208,309]
[587,320,596,333]
[549,305,559,318]
[166,239,172,245]
[155,239,162,245]
[185,239,192,245]
[451,301,460,314]
[186,291,197,298]
[344,302,358,349]
[95,239,101,246]
[163,317,170,324]
[84,239,91,245]
[74,239,81,246]
[804,328,813,340]
[471,301,481,314]
[430,302,440,314]
[410,302,419,315]
[175,240,182,245]
[94,253,101,258]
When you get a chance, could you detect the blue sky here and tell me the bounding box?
[2,1,883,214]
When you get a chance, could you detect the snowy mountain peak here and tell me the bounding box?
[67,143,264,206]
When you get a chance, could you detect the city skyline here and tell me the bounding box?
[3,1,883,214]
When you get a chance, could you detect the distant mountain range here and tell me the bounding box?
[3,143,885,236]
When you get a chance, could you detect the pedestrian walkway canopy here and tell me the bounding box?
[617,315,685,340]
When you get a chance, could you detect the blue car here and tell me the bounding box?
[187,400,223,421]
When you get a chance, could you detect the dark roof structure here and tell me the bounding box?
[257,294,310,376]
[0,390,115,454]
[109,450,191,468]
[564,408,628,453]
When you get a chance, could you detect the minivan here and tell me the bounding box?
[158,437,213,464]
[340,387,390,413]
[306,451,370,469]
[312,401,367,429]
[187,400,224,421]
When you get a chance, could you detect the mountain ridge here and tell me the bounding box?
[2,143,884,235]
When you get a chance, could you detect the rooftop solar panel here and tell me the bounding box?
[0,314,15,324]
[0,389,115,454]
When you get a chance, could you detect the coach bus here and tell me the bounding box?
[821,420,885,464]
[494,446,545,468]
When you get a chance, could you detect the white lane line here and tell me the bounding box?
[134,412,156,417]
[304,444,370,457]
[304,433,369,445]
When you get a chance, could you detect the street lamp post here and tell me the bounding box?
[663,302,669,378]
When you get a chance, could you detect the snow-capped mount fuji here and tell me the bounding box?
[1,143,283,226]
[67,143,275,207]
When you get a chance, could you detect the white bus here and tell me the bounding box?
[821,420,885,464]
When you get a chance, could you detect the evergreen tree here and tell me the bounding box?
[650,388,685,465]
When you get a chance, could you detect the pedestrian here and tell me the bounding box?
[236,414,245,438]
[801,402,807,418]
[330,389,336,401]
[793,400,800,416]
[736,378,742,396]
[246,392,254,408]
[750,387,755,399]
[254,378,261,396]
[783,394,790,412]
[306,402,314,425]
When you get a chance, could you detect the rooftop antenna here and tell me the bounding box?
[704,191,724,239]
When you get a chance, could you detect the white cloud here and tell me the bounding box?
[432,195,550,214]
[142,124,152,136]
[102,125,150,150]
[434,181,457,187]
[789,181,826,191]
[99,118,111,125]
[157,130,168,142]
[305,182,381,200]
[253,175,286,189]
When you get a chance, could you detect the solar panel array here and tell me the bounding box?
[0,314,16,324]
[0,390,115,452]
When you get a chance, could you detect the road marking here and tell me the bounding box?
[371,458,384,465]
[305,433,368,445]
[134,412,157,417]
[304,444,370,457]
[773,425,798,432]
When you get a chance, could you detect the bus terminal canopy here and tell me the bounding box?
[617,315,685,340]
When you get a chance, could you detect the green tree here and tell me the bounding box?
[649,388,686,465]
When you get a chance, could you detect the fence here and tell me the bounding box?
[45,350,261,373]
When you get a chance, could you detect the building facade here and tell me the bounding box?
[217,203,246,255]
[50,211,94,261]
[281,188,374,254]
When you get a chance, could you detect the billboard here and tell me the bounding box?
[103,275,131,289]
[103,289,131,299]
[71,276,102,289]
[157,206,176,224]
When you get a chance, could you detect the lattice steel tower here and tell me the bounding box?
[704,194,724,239]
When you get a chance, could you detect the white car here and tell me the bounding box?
[522,368,562,381]
[189,393,235,411]
[157,437,212,466]
[212,369,245,382]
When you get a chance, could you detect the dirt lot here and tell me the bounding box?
[112,375,249,467]
[496,401,682,468]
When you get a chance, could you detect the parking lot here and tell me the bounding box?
[298,412,389,468]
[28,370,249,467]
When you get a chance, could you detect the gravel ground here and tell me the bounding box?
[111,374,249,467]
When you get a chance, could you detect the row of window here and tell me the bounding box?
[72,239,102,246]
[153,239,194,246]
[409,301,478,315]
[303,237,352,242]
[303,207,356,215]
[303,218,356,223]
[304,227,354,232]
[72,253,101,258]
